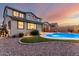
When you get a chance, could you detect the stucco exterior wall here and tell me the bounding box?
[10,21,43,36]
[36,24,42,32]
[4,17,43,36]
[4,17,11,27]
[10,20,26,36]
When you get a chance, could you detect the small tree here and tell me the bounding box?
[18,33,24,37]
[30,30,40,42]
[1,24,8,37]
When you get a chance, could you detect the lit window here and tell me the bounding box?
[28,23,36,29]
[18,21,24,29]
[13,11,19,17]
[19,13,24,18]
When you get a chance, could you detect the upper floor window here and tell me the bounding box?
[27,14,31,18]
[37,19,41,22]
[13,11,19,17]
[13,11,24,18]
[33,16,36,20]
[26,14,31,20]
[19,13,24,18]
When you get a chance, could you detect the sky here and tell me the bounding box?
[1,3,79,26]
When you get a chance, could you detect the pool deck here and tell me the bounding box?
[0,37,79,56]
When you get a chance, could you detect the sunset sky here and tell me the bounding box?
[0,3,79,26]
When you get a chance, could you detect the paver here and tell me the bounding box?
[0,37,79,56]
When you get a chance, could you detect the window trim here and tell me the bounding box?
[27,23,37,30]
[19,13,24,18]
[17,21,25,29]
[12,11,19,17]
[8,21,11,29]
[12,11,24,18]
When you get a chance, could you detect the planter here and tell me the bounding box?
[18,38,50,45]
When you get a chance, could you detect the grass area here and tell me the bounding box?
[20,36,79,43]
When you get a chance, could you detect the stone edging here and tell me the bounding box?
[18,37,52,45]
[18,37,71,45]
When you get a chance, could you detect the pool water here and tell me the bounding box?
[43,33,79,40]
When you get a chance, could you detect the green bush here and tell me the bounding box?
[12,35,17,38]
[18,33,24,37]
[30,30,39,36]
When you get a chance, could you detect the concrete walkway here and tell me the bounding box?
[0,37,79,56]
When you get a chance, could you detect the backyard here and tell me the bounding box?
[0,37,79,56]
[20,36,79,43]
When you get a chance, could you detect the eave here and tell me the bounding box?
[9,16,44,25]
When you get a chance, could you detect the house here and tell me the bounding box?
[43,22,51,32]
[43,22,58,32]
[3,6,43,36]
[50,23,58,32]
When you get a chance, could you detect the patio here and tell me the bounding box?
[0,37,79,56]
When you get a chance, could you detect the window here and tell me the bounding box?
[37,19,40,22]
[13,11,24,18]
[17,21,24,29]
[19,13,24,18]
[27,14,30,19]
[13,11,19,17]
[28,23,36,30]
[8,21,11,29]
[7,9,12,16]
[33,16,36,20]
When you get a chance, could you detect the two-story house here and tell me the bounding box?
[3,6,43,36]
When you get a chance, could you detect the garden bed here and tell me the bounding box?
[19,36,79,44]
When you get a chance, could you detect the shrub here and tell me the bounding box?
[30,30,39,36]
[18,33,24,37]
[12,35,17,38]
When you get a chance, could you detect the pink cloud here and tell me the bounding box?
[39,4,79,26]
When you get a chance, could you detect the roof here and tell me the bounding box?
[5,6,26,14]
[5,6,42,19]
[43,22,51,26]
[3,6,44,24]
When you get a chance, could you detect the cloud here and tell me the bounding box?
[1,3,79,26]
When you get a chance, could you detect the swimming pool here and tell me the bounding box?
[41,33,79,40]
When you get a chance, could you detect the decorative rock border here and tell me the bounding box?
[18,37,52,45]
